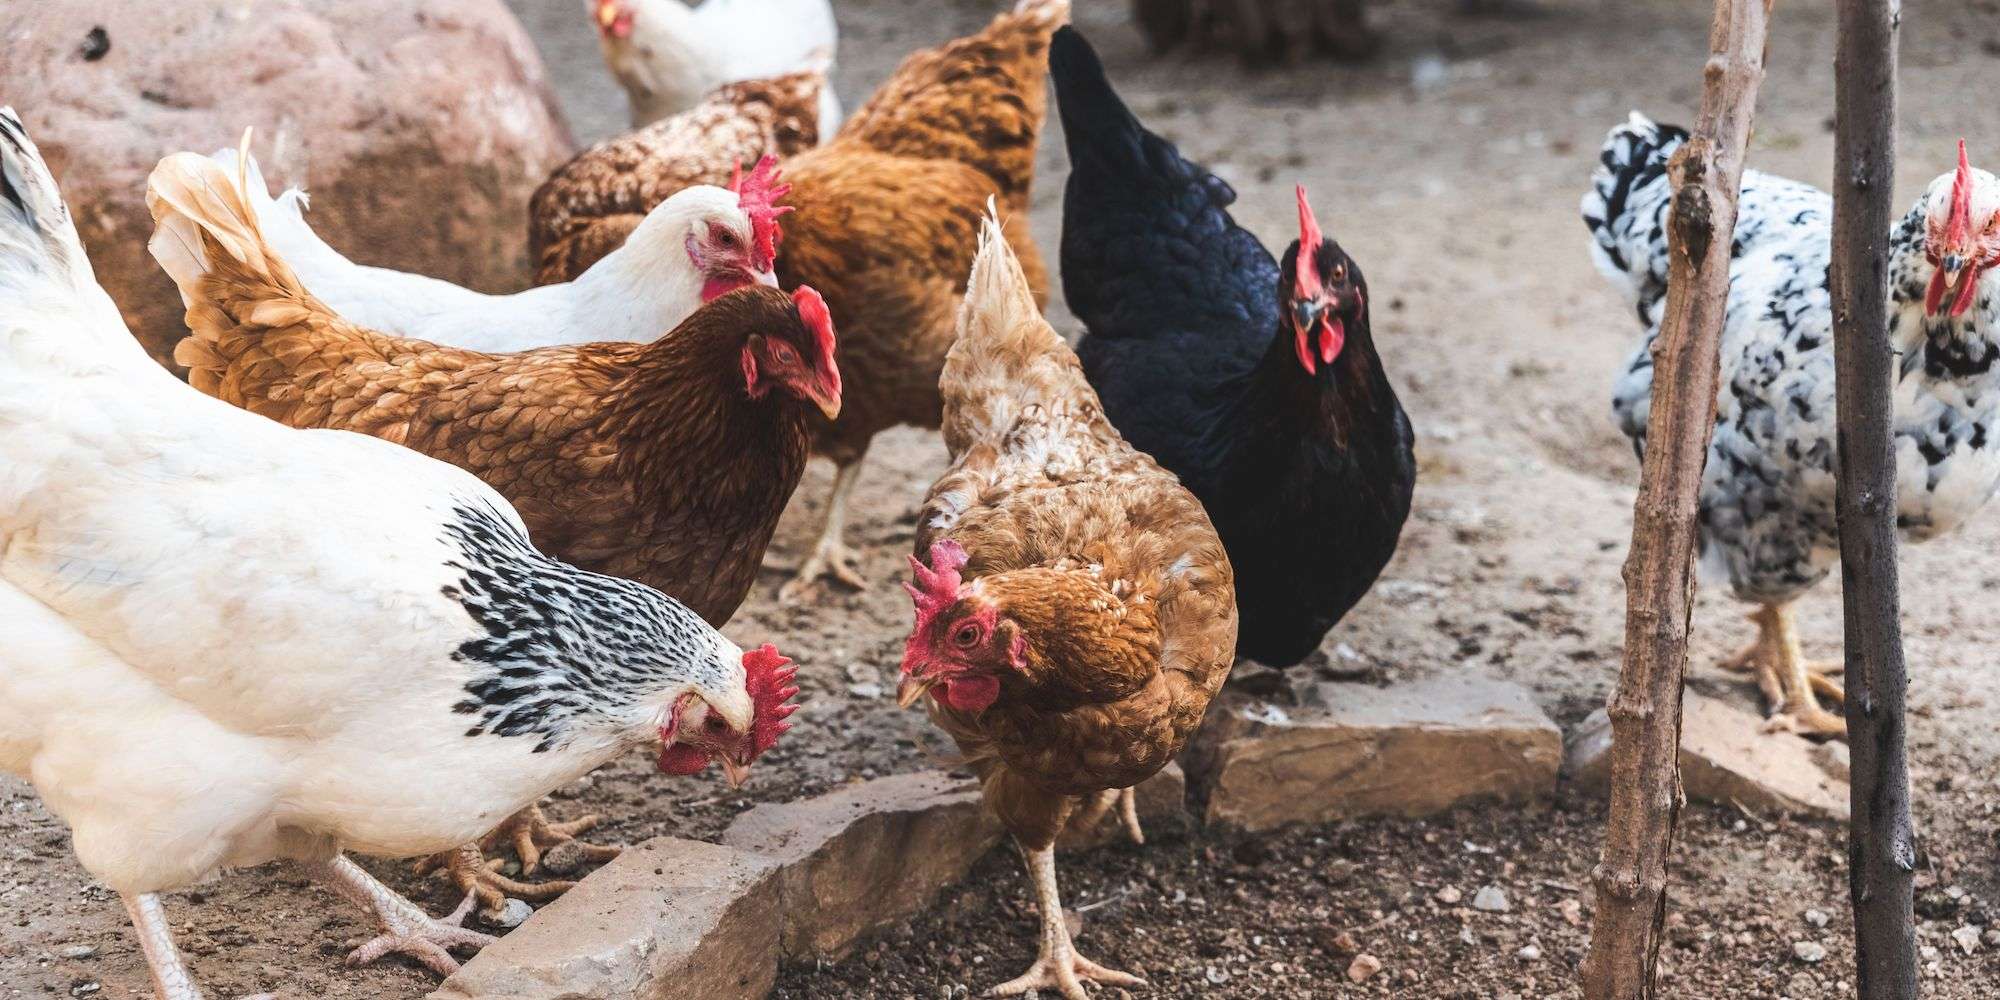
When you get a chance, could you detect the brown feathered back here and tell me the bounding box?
[911,210,1237,851]
[148,149,824,627]
[529,70,826,284]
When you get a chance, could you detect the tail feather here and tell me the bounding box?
[1049,27,1179,189]
[0,107,93,297]
[1581,111,1687,306]
[941,200,1078,449]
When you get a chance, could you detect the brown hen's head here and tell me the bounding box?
[1923,141,2000,319]
[898,542,1162,714]
[739,285,842,420]
[657,644,800,786]
[1279,186,1368,377]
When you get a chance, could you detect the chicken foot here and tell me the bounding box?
[989,841,1147,1000]
[122,892,205,1000]
[777,454,869,602]
[303,855,496,977]
[413,804,621,918]
[1717,603,1846,737]
[1070,788,1146,846]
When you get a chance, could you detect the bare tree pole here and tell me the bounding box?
[1831,1,1918,997]
[1580,1,1774,996]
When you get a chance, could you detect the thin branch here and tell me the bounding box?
[1580,1,1775,996]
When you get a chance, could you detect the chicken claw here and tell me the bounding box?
[414,805,620,919]
[305,856,495,977]
[776,456,869,602]
[991,842,1147,1000]
[486,804,622,876]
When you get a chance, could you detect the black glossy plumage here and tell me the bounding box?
[1052,26,1416,667]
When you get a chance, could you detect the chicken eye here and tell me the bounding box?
[952,622,982,648]
[704,715,728,732]
[711,225,740,249]
[1332,263,1347,282]
[771,341,798,364]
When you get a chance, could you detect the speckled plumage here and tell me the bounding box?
[1584,113,2000,604]
[913,212,1238,852]
[529,71,826,284]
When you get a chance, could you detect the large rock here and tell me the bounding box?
[3,1,575,367]
[1564,690,1850,821]
[1188,676,1562,832]
[430,837,779,1000]
[723,770,1002,961]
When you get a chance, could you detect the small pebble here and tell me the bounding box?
[1346,954,1383,984]
[1205,967,1230,984]
[69,985,99,998]
[58,945,96,960]
[1517,944,1542,961]
[1983,928,2000,948]
[846,682,883,700]
[1435,886,1463,905]
[479,897,534,929]
[1803,908,1828,928]
[1472,885,1510,913]
[1793,940,1827,964]
[1951,925,1982,955]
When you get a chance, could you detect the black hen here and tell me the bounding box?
[1052,26,1415,667]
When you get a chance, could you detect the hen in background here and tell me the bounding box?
[899,209,1237,999]
[0,107,797,997]
[209,144,788,354]
[148,142,836,913]
[531,69,826,284]
[1055,28,1414,669]
[546,0,1066,601]
[591,0,842,138]
[1584,114,2000,736]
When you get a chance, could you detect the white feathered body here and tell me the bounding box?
[599,0,842,136]
[1584,114,2000,604]
[227,149,735,352]
[0,114,744,895]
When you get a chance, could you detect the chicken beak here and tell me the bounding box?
[897,674,938,709]
[719,755,751,789]
[594,0,619,30]
[754,267,780,289]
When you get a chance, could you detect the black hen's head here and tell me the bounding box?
[1277,186,1367,377]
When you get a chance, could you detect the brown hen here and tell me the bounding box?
[146,145,839,917]
[533,0,1067,600]
[896,210,1237,999]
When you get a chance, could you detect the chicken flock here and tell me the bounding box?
[2,1,1997,999]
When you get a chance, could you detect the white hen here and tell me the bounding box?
[0,109,798,998]
[216,144,789,353]
[591,0,842,138]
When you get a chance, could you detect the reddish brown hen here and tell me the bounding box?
[897,210,1237,999]
[146,144,839,916]
[534,0,1067,600]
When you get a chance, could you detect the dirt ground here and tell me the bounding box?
[5,0,2000,997]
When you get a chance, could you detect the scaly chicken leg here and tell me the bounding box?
[778,451,869,601]
[991,841,1147,1000]
[1717,602,1846,737]
[303,856,495,976]
[123,893,205,1000]
[413,804,621,919]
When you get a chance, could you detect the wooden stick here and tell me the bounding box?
[1579,1,1774,996]
[1830,1,1918,996]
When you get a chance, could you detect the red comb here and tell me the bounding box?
[1295,185,1325,300]
[730,155,794,272]
[1947,139,1976,246]
[900,540,967,676]
[742,643,799,759]
[792,285,840,398]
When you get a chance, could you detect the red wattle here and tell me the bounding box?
[658,743,714,776]
[938,675,1000,713]
[1926,268,1951,316]
[1952,267,1985,318]
[702,274,751,302]
[1320,316,1346,365]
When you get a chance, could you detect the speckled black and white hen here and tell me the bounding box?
[1583,112,2000,736]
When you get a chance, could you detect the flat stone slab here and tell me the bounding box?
[723,770,1002,961]
[1564,690,1850,821]
[1191,675,1562,832]
[429,838,779,1000]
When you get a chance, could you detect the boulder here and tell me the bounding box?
[1563,690,1850,821]
[2,0,574,367]
[429,837,779,1000]
[1188,675,1562,832]
[722,770,1001,961]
